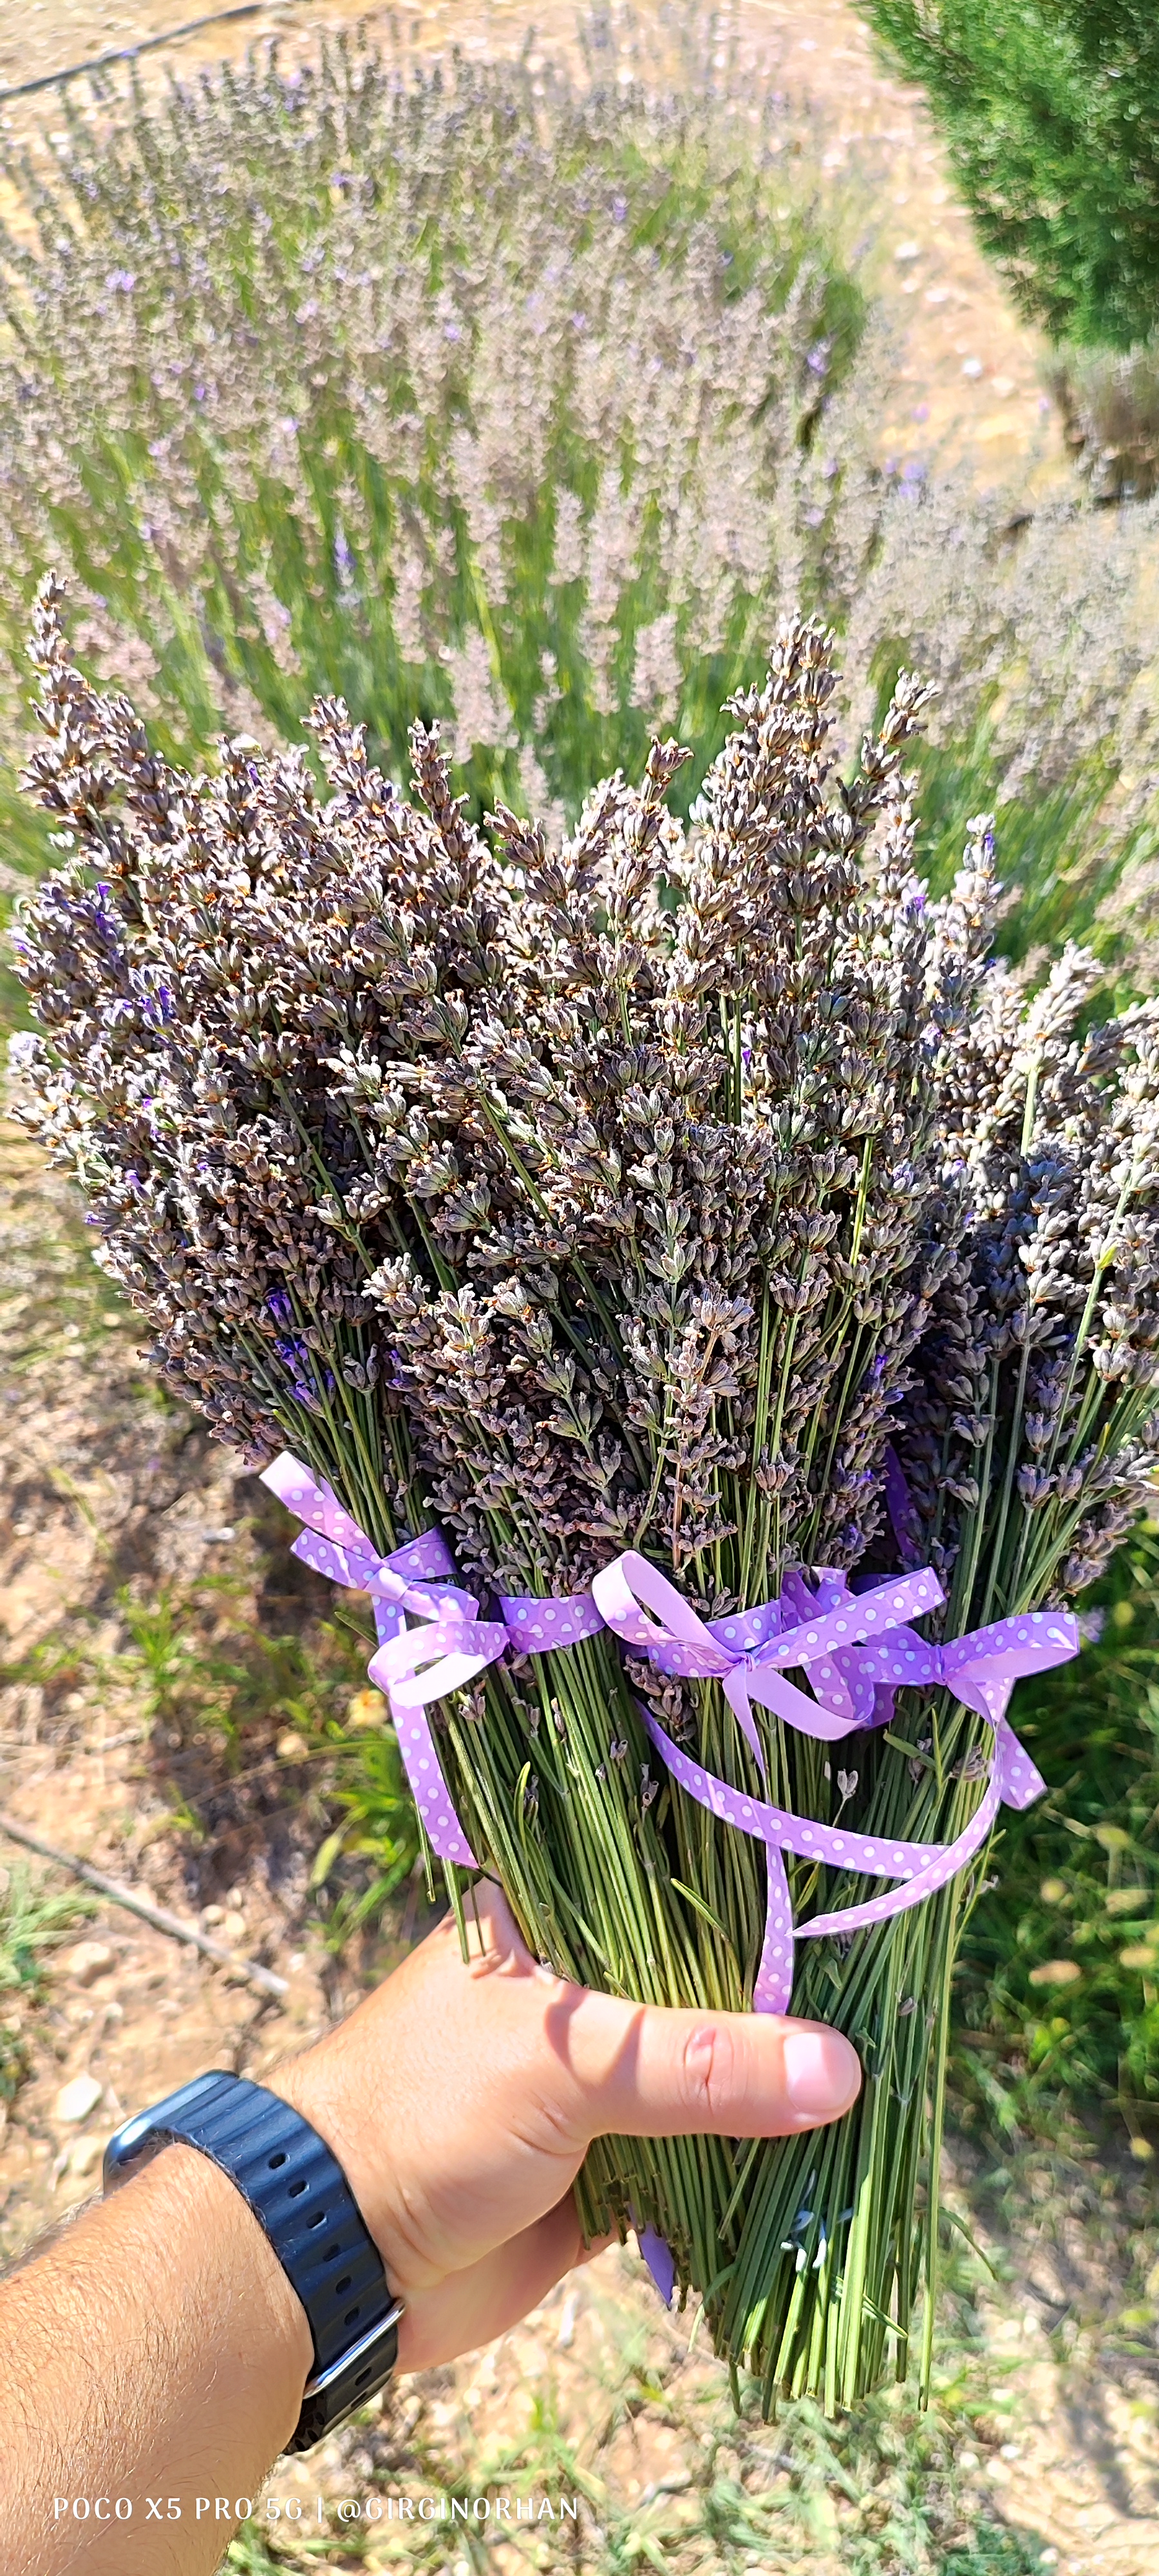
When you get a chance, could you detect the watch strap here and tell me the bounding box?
[104,2069,400,2448]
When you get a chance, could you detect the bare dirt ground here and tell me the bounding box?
[0,4,1153,2571]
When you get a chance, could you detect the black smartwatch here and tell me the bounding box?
[104,2069,402,2450]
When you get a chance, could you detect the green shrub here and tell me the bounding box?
[858,0,1159,353]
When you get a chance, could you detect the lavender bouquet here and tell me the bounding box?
[11,580,1159,2408]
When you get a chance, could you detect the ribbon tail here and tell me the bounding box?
[635,2222,676,2306]
[264,1451,483,1870]
[366,1623,507,1873]
[800,1772,1002,1942]
[749,1663,865,1744]
[371,1675,480,1869]
[722,1667,766,1771]
[754,1838,795,2016]
[994,1716,1047,1810]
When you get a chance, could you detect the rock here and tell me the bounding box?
[70,2134,104,2179]
[55,2073,103,2125]
[202,1904,225,1926]
[61,1940,115,1989]
[276,1730,310,1764]
[221,1910,247,1943]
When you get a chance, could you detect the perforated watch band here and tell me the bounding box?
[103,2069,401,2450]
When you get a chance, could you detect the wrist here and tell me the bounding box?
[154,2141,316,2402]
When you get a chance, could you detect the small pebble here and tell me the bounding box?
[70,2134,104,2179]
[61,1940,115,1989]
[222,1910,247,1942]
[55,2073,103,2125]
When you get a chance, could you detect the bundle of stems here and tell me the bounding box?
[11,582,1159,2405]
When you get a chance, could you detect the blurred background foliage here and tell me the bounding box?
[0,37,871,868]
[3,33,1159,989]
[955,1525,1159,2148]
[857,0,1159,501]
[854,0,1159,353]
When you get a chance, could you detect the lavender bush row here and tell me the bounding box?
[4,29,1159,973]
[0,25,870,867]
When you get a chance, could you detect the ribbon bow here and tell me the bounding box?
[263,1460,1078,2027]
[260,1453,502,1868]
[592,1550,1074,2014]
[590,1551,945,1759]
[259,1457,605,1868]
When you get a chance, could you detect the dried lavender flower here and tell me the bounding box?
[12,585,1159,2425]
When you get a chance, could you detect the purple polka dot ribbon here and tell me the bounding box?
[590,1549,1076,2015]
[260,1451,491,1868]
[497,1591,607,1651]
[262,1460,1078,2028]
[259,1455,604,1868]
[590,1549,945,1761]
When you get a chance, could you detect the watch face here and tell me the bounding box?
[104,2076,224,2188]
[106,2126,173,2184]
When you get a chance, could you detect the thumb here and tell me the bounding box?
[561,1988,862,2143]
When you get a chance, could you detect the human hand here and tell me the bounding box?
[273,1879,861,2370]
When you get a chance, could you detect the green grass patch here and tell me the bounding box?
[0,1860,92,2105]
[954,1523,1159,2148]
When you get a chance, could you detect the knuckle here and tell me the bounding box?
[514,2087,581,2159]
[681,2020,739,2121]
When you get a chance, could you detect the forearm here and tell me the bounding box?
[0,2145,312,2576]
[0,1888,859,2575]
